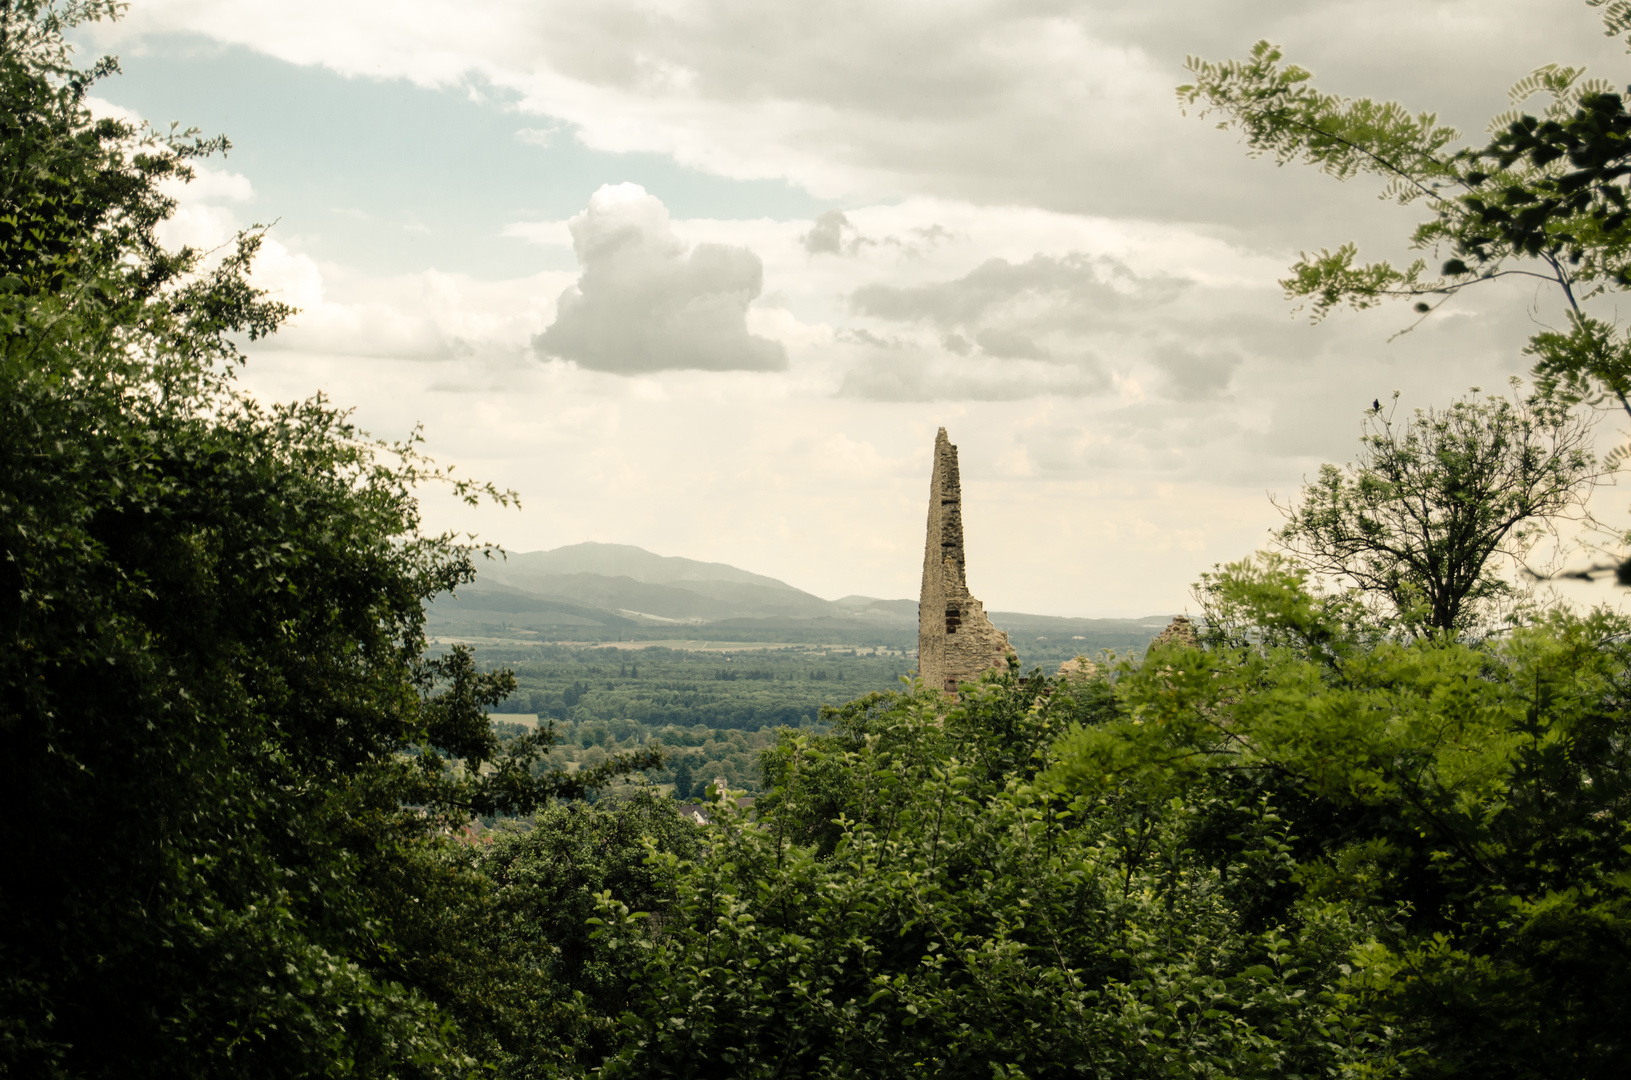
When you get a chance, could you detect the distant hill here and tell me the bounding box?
[430,543,1176,658]
[834,596,918,619]
[464,543,842,622]
[479,543,801,591]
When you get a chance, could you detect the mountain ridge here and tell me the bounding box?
[477,542,804,593]
[431,544,1176,660]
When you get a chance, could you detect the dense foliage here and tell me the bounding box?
[0,4,655,1075]
[462,793,704,1077]
[549,575,1631,1078]
[591,672,1371,1080]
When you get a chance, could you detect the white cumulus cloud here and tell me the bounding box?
[533,183,787,374]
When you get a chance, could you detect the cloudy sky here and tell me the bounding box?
[78,0,1631,616]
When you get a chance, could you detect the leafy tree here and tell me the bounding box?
[587,675,1383,1079]
[464,793,702,1078]
[561,581,1631,1078]
[1275,386,1599,633]
[1176,4,1631,423]
[0,3,657,1076]
[1053,558,1631,1078]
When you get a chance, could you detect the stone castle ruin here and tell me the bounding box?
[915,427,1193,694]
[918,428,1016,694]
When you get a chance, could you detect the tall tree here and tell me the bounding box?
[0,3,657,1076]
[1274,387,1598,634]
[1177,4,1631,423]
[466,792,703,1077]
[595,675,1383,1080]
[1054,558,1631,1079]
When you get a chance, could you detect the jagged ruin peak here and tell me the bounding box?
[919,428,1014,695]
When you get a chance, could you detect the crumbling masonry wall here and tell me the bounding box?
[918,428,1015,694]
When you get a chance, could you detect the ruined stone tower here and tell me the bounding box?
[918,428,1015,694]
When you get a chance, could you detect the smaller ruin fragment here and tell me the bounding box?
[1055,656,1097,683]
[1146,615,1198,654]
[918,428,1015,695]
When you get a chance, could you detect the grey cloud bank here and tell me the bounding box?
[106,0,1630,254]
[851,253,1187,330]
[842,252,1216,398]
